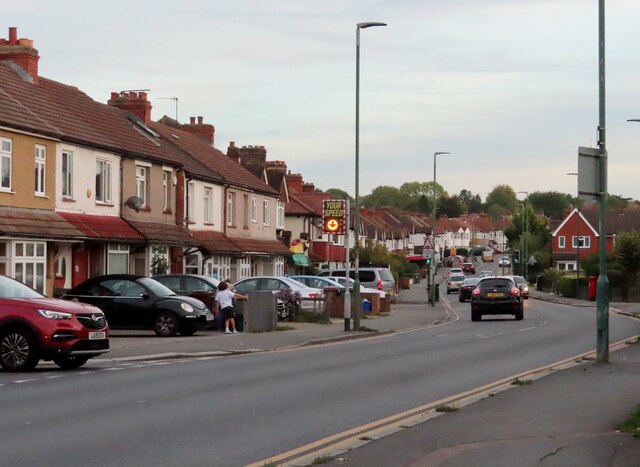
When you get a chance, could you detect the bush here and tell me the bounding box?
[539,269,562,292]
[558,275,588,298]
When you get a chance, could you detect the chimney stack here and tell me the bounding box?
[286,172,304,193]
[180,116,215,146]
[0,27,40,82]
[107,91,152,123]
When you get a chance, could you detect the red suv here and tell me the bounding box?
[0,276,109,371]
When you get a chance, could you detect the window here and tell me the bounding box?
[277,201,285,229]
[558,236,565,248]
[251,197,258,223]
[0,137,12,190]
[14,241,46,293]
[107,243,129,274]
[243,194,249,228]
[206,255,231,280]
[185,254,199,275]
[238,256,251,279]
[136,166,148,207]
[204,187,213,224]
[162,170,171,211]
[227,192,236,226]
[95,159,112,203]
[34,145,46,196]
[572,236,590,248]
[187,182,195,222]
[262,200,270,226]
[62,151,73,198]
[274,256,284,276]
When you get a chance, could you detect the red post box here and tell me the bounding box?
[588,276,597,301]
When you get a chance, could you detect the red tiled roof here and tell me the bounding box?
[0,207,84,239]
[228,237,291,256]
[286,193,315,216]
[125,220,199,246]
[191,230,242,254]
[58,212,144,241]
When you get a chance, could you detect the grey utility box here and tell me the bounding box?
[241,291,278,332]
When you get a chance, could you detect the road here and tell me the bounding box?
[1,269,639,466]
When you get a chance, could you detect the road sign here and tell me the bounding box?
[528,255,537,266]
[322,199,346,234]
[578,146,601,203]
[423,235,433,250]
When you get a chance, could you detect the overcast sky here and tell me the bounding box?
[7,0,640,201]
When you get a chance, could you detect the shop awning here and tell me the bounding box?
[59,212,145,241]
[290,253,310,266]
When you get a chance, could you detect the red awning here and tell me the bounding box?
[58,212,145,241]
[192,230,242,254]
[228,237,291,256]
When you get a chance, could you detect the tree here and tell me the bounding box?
[528,191,573,219]
[486,184,519,214]
[615,231,640,278]
[361,186,403,210]
[459,189,483,213]
[326,188,351,202]
[438,194,464,218]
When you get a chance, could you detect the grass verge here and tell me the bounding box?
[618,404,640,438]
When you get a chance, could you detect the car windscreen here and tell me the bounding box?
[378,269,394,281]
[450,275,465,282]
[139,277,177,297]
[463,279,479,285]
[513,276,526,285]
[0,275,43,299]
[479,279,513,290]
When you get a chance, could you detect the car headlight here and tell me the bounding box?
[37,309,73,320]
[180,302,194,313]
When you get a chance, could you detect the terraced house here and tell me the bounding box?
[0,27,287,294]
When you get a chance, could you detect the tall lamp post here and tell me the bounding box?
[517,191,529,279]
[430,151,450,306]
[354,21,386,331]
[567,172,579,297]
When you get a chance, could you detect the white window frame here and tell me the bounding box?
[136,165,148,207]
[277,201,285,229]
[238,256,251,280]
[34,145,46,196]
[95,159,112,203]
[558,236,565,249]
[13,241,46,294]
[62,150,73,198]
[0,137,12,191]
[204,186,213,224]
[251,197,258,223]
[262,200,270,226]
[572,236,590,248]
[187,182,195,222]
[162,171,170,211]
[185,253,199,275]
[107,243,129,274]
[274,256,285,276]
[227,192,236,227]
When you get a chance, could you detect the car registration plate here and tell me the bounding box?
[487,292,504,298]
[89,331,106,340]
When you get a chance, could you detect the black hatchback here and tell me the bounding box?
[470,276,523,321]
[62,274,210,337]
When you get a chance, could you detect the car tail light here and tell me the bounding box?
[510,288,520,296]
[472,288,480,296]
[448,281,452,286]
[376,280,382,291]
[308,293,320,298]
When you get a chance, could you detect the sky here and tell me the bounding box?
[6,0,640,202]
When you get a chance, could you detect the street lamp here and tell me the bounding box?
[517,191,528,279]
[567,172,580,297]
[353,21,386,331]
[430,151,450,306]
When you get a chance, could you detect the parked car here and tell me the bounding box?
[153,274,219,313]
[317,267,396,298]
[504,275,529,299]
[470,276,523,321]
[62,274,211,337]
[459,277,480,302]
[326,276,387,298]
[0,275,109,371]
[462,263,476,274]
[446,274,466,294]
[288,275,345,291]
[498,256,511,267]
[233,276,323,319]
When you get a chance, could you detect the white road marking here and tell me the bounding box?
[45,375,63,379]
[436,334,448,337]
[518,326,537,332]
[13,379,36,384]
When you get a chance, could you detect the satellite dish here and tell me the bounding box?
[125,196,143,211]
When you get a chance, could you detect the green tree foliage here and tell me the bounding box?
[528,191,573,219]
[486,184,519,214]
[607,194,632,211]
[399,181,434,212]
[615,232,640,277]
[438,194,464,218]
[326,188,352,201]
[361,186,402,210]
[504,204,550,247]
[459,189,484,213]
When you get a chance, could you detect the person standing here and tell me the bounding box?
[215,281,247,334]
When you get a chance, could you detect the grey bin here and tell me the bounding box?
[238,291,278,332]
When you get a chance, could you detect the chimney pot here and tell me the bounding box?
[139,91,147,100]
[8,27,17,45]
[230,141,235,147]
[197,116,203,124]
[111,92,119,99]
[189,117,195,125]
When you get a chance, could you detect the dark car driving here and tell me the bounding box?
[470,276,523,321]
[462,263,476,275]
[459,277,480,302]
[62,274,211,337]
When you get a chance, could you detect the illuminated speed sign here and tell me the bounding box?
[322,199,346,234]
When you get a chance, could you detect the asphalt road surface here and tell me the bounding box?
[1,285,638,466]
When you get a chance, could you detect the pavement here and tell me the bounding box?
[96,275,640,466]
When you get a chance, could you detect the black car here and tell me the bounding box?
[470,276,523,321]
[62,274,211,337]
[459,277,480,302]
[462,263,476,275]
[153,274,220,312]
